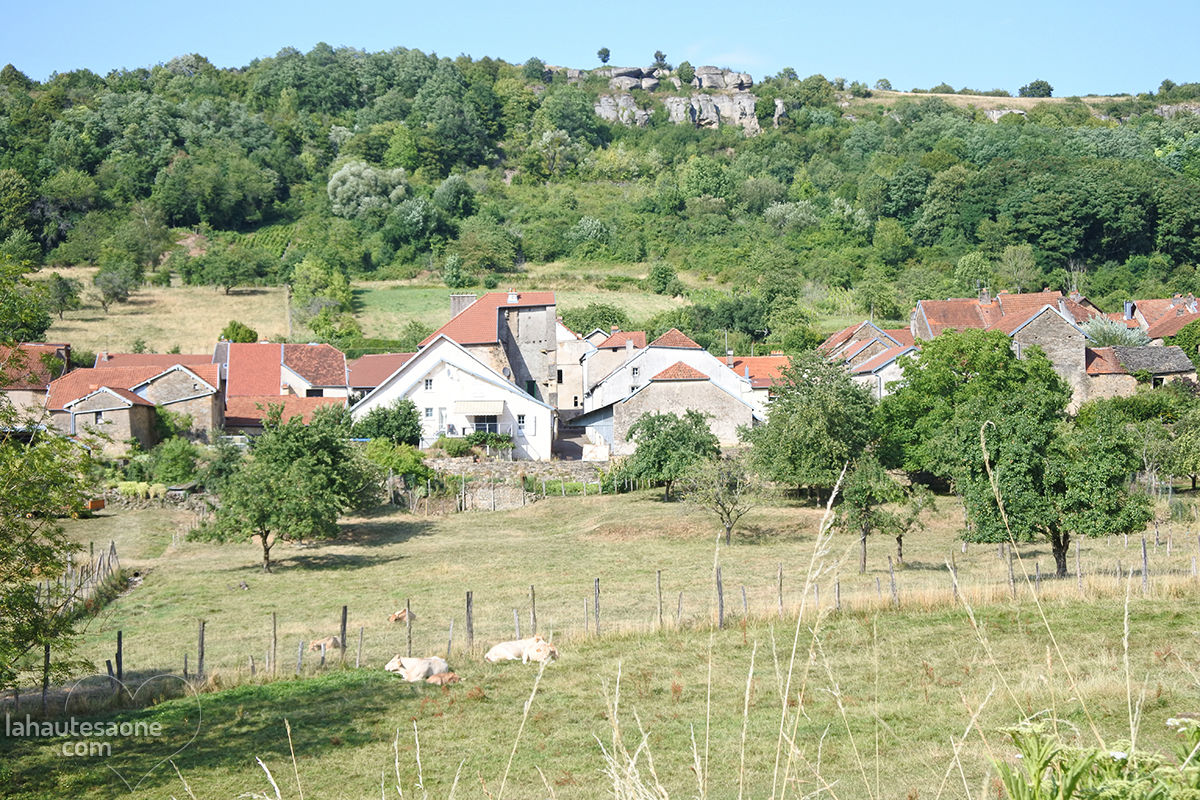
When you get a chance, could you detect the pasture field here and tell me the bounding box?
[2,492,1199,798]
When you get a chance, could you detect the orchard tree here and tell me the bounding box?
[91,266,136,313]
[624,410,719,501]
[46,273,81,320]
[742,351,875,500]
[684,451,759,545]
[836,453,923,573]
[353,398,422,446]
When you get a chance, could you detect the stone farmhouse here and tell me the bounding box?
[822,289,1198,406]
[0,343,70,416]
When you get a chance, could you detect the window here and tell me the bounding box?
[631,367,639,378]
[424,407,433,418]
[556,369,563,384]
[525,379,537,397]
[94,411,104,424]
[630,385,638,394]
[573,396,579,407]
[424,378,433,391]
[517,414,526,431]
[306,388,323,397]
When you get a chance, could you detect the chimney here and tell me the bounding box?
[625,338,634,355]
[1124,300,1134,321]
[507,288,519,304]
[726,349,734,368]
[744,366,750,379]
[99,351,109,363]
[610,325,619,333]
[450,293,477,318]
[978,287,991,305]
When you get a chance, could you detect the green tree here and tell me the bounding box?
[995,244,1041,293]
[432,175,476,218]
[955,251,993,293]
[353,398,422,446]
[0,169,34,241]
[743,351,876,498]
[91,265,136,313]
[220,320,259,343]
[206,406,379,571]
[523,58,547,82]
[150,437,200,485]
[873,217,914,266]
[676,61,695,84]
[0,257,51,341]
[560,303,631,335]
[1079,317,1151,346]
[1166,319,1200,369]
[624,410,720,501]
[874,78,892,91]
[596,48,611,65]
[0,397,91,692]
[46,272,81,320]
[836,453,905,573]
[683,452,759,545]
[1018,79,1053,98]
[652,51,670,71]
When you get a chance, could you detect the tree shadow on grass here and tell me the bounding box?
[1,670,426,798]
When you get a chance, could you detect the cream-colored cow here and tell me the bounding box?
[308,635,341,652]
[388,608,415,624]
[425,671,460,686]
[484,635,558,664]
[384,655,449,682]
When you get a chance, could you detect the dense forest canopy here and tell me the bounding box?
[1,46,1199,352]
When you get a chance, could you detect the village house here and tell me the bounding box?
[579,328,647,398]
[554,319,596,419]
[350,334,554,460]
[347,352,414,399]
[0,343,71,416]
[218,342,349,433]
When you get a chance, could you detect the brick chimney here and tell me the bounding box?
[726,349,734,367]
[450,294,477,318]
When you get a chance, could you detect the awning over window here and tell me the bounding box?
[454,400,505,415]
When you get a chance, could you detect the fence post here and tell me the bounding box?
[116,630,123,683]
[529,585,537,635]
[41,643,50,716]
[741,585,748,617]
[594,578,601,636]
[197,620,206,680]
[320,643,326,668]
[339,606,348,662]
[656,570,663,629]
[716,566,724,629]
[249,655,256,677]
[406,598,413,658]
[466,591,474,650]
[777,563,783,618]
[1007,552,1016,599]
[888,558,899,608]
[677,591,683,626]
[1142,536,1149,594]
[1035,562,1041,596]
[296,639,303,675]
[271,612,278,676]
[835,578,841,611]
[445,620,454,662]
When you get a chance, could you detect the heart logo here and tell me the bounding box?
[61,672,203,793]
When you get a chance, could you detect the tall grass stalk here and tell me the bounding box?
[736,641,757,800]
[496,661,545,800]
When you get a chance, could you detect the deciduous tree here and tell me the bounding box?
[684,451,759,545]
[624,410,719,501]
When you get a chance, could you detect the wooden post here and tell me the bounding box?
[320,643,326,668]
[339,605,348,662]
[561,479,565,497]
[445,620,454,662]
[541,478,546,497]
[1192,556,1197,578]
[296,639,303,675]
[529,585,537,635]
[950,561,959,602]
[777,563,783,618]
[1008,552,1016,598]
[405,598,413,658]
[41,643,50,716]
[1142,536,1149,594]
[1035,562,1041,595]
[875,577,882,600]
[677,591,683,625]
[594,578,601,636]
[183,653,188,679]
[249,655,256,677]
[1076,542,1083,593]
[741,585,748,617]
[197,620,206,680]
[271,612,278,677]
[716,566,724,629]
[466,592,474,649]
[835,578,841,611]
[656,570,663,629]
[356,627,364,669]
[513,608,521,638]
[491,475,496,511]
[116,630,123,682]
[888,557,899,608]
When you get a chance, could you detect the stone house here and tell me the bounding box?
[53,387,157,454]
[0,343,71,416]
[580,328,647,397]
[554,319,596,418]
[848,346,917,400]
[572,361,763,458]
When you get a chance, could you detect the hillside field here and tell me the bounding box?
[2,491,1199,798]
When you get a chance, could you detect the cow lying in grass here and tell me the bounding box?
[384,655,450,682]
[388,608,415,623]
[309,635,340,652]
[484,635,558,664]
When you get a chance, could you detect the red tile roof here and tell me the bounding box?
[598,330,647,349]
[1085,347,1126,376]
[917,291,1095,337]
[420,291,556,346]
[282,343,347,386]
[95,352,211,368]
[881,328,915,347]
[224,395,346,427]
[347,353,414,389]
[650,361,709,381]
[1146,309,1200,339]
[729,355,791,389]
[649,328,703,349]
[226,343,283,397]
[64,386,154,409]
[819,322,865,353]
[850,345,916,375]
[47,366,161,410]
[985,305,1066,335]
[0,343,70,391]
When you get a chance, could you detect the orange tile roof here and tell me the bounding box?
[649,328,703,349]
[1146,309,1200,339]
[282,343,347,386]
[95,352,211,368]
[224,395,346,427]
[347,353,414,389]
[650,361,709,381]
[0,343,70,391]
[598,330,647,349]
[47,366,161,409]
[64,386,154,409]
[729,355,791,389]
[917,291,1094,336]
[420,291,556,346]
[1132,298,1178,323]
[881,328,915,347]
[819,322,864,353]
[1085,347,1126,375]
[227,343,283,397]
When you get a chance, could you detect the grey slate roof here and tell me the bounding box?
[1111,345,1195,375]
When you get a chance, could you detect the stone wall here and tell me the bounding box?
[1011,312,1086,408]
[425,456,606,482]
[613,380,753,454]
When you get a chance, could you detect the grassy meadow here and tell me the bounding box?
[3,491,1199,798]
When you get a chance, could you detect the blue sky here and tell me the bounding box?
[2,0,1195,97]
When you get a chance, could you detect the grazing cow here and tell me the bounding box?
[384,655,449,682]
[425,671,460,685]
[388,608,415,624]
[308,635,341,652]
[484,635,556,664]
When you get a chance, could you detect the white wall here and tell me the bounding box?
[586,346,760,415]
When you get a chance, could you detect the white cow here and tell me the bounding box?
[384,655,450,682]
[484,635,558,664]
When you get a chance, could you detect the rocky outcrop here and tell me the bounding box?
[773,98,786,128]
[594,94,651,126]
[609,76,641,91]
[665,92,760,134]
[1154,103,1200,119]
[984,108,1026,122]
[691,66,753,90]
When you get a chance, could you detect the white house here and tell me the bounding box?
[350,335,555,461]
[584,328,762,415]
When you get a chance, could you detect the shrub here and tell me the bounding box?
[436,436,473,458]
[150,437,200,485]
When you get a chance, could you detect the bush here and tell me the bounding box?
[436,436,474,457]
[464,431,513,450]
[150,437,200,485]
